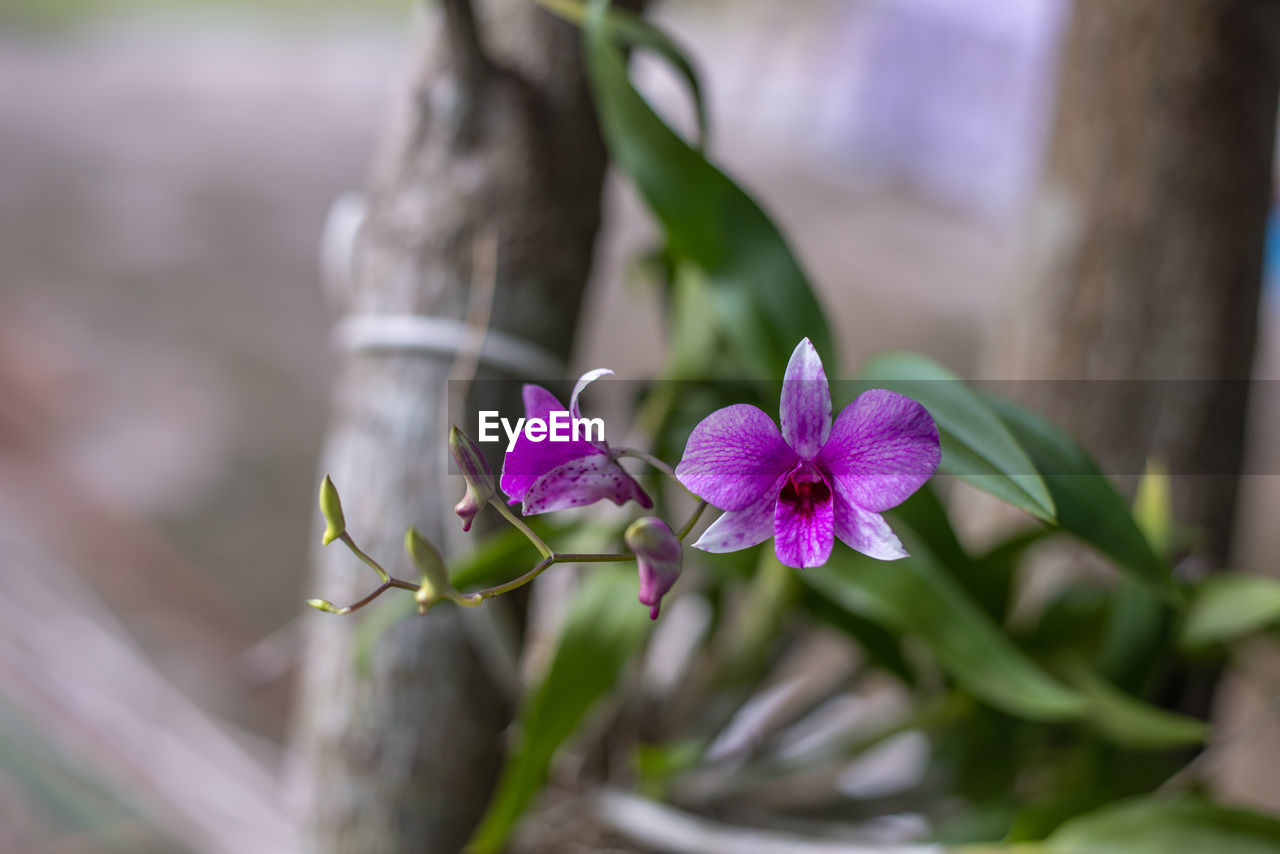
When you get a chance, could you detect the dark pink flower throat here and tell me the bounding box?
[780,469,831,515]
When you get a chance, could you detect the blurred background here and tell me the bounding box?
[1,0,1277,850]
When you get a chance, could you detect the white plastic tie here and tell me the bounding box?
[332,314,567,380]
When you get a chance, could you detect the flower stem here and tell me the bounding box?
[321,573,417,614]
[318,513,639,613]
[341,582,391,614]
[490,498,553,558]
[338,532,390,584]
[475,555,554,599]
[616,447,678,480]
[471,551,634,600]
[676,500,708,541]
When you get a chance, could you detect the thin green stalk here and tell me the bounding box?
[676,500,707,541]
[339,532,390,583]
[472,551,634,601]
[616,447,678,480]
[491,499,553,557]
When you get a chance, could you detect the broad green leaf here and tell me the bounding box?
[891,484,970,570]
[987,398,1175,600]
[536,0,708,148]
[1045,797,1280,854]
[1181,574,1280,649]
[581,0,834,375]
[1059,659,1208,751]
[968,527,1052,622]
[468,567,651,853]
[805,540,1195,749]
[803,541,1085,722]
[890,485,1030,623]
[857,353,1055,522]
[1093,578,1168,693]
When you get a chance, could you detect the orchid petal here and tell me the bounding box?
[676,404,796,511]
[780,337,831,459]
[570,368,613,420]
[817,389,940,513]
[773,469,835,569]
[692,484,781,553]
[832,481,908,560]
[500,383,599,502]
[521,452,652,515]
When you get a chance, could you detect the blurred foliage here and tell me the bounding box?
[0,700,184,852]
[1,0,408,32]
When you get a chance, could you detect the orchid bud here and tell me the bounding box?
[318,475,346,546]
[307,598,350,616]
[414,579,438,615]
[406,527,450,592]
[625,517,683,620]
[450,426,497,532]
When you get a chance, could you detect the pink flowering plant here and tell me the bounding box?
[310,338,940,622]
[302,2,1280,851]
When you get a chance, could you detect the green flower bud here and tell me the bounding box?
[406,526,451,591]
[449,426,496,532]
[307,597,350,615]
[415,579,438,615]
[318,475,346,546]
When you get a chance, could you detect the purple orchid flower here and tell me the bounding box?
[501,369,653,515]
[676,339,940,569]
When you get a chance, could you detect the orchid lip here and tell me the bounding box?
[779,464,832,516]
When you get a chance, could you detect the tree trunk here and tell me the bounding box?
[989,0,1279,714]
[994,0,1278,559]
[290,2,612,851]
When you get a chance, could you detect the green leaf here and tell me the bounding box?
[1093,578,1169,693]
[803,542,1086,722]
[986,398,1175,600]
[968,527,1052,622]
[804,540,1197,749]
[1181,574,1280,650]
[890,483,971,571]
[467,567,651,853]
[1045,797,1280,854]
[889,485,1033,623]
[581,0,834,375]
[537,0,708,148]
[1059,659,1208,751]
[857,353,1055,522]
